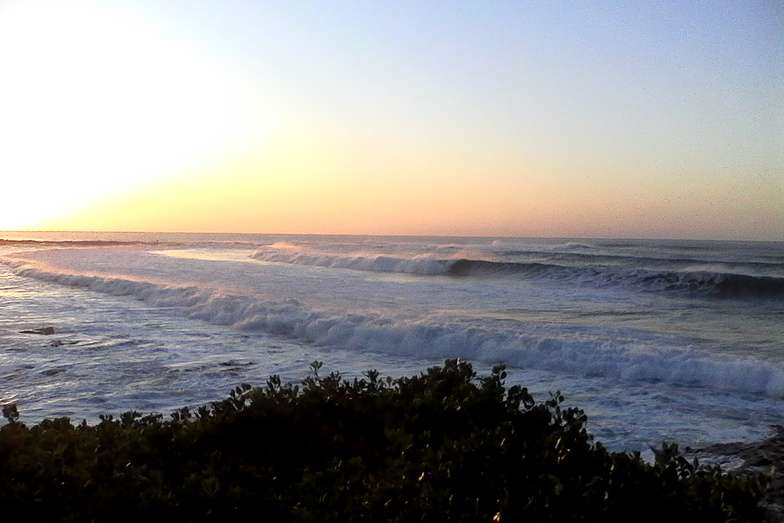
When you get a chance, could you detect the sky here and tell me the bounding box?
[0,0,781,240]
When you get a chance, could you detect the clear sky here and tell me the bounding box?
[0,0,781,240]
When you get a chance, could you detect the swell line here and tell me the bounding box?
[5,258,784,398]
[251,247,784,299]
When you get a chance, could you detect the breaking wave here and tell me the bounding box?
[635,271,784,299]
[5,258,784,399]
[252,247,455,275]
[250,246,784,299]
[449,260,784,299]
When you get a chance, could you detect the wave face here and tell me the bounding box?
[251,243,454,276]
[635,271,784,299]
[449,260,784,299]
[250,239,784,300]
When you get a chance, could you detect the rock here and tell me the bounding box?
[687,426,784,520]
[20,327,55,335]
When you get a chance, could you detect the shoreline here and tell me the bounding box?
[687,425,784,518]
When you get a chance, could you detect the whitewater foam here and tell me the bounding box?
[5,256,783,399]
[2,235,782,451]
[250,244,784,299]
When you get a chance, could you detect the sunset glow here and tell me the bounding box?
[0,0,262,228]
[1,1,781,240]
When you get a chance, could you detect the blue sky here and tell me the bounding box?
[1,1,781,239]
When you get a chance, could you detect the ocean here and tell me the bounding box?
[1,232,782,454]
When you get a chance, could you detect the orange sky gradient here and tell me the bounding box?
[1,1,781,240]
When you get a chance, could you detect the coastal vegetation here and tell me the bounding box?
[0,359,772,521]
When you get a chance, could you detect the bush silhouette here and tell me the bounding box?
[0,359,770,521]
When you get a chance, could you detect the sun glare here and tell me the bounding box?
[0,0,261,230]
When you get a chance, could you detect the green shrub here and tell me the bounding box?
[0,359,770,521]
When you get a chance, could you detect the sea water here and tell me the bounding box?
[1,232,782,453]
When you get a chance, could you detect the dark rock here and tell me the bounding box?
[688,426,784,520]
[20,327,55,335]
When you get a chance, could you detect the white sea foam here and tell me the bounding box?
[6,256,783,399]
[2,235,783,451]
[250,242,784,298]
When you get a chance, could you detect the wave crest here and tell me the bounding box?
[5,259,783,399]
[252,247,454,275]
[250,245,784,299]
